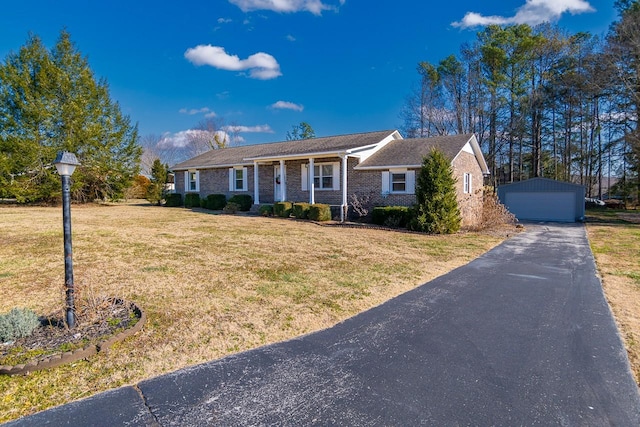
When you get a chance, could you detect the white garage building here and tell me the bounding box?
[497,178,586,223]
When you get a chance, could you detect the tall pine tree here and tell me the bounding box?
[146,158,168,205]
[0,31,141,202]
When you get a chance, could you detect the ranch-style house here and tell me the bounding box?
[171,130,490,227]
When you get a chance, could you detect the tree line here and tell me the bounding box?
[400,1,640,202]
[3,3,639,204]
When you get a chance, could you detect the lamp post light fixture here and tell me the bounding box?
[54,151,81,328]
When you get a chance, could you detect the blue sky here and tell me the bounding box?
[1,0,619,149]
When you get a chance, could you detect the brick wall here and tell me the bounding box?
[451,151,484,228]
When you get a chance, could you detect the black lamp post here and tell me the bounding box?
[54,151,81,328]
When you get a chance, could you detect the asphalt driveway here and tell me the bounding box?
[5,222,640,426]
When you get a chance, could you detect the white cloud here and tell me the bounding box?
[224,124,274,133]
[179,107,212,115]
[217,17,233,23]
[452,0,595,28]
[184,45,282,80]
[158,129,238,148]
[228,0,345,15]
[286,34,296,42]
[270,101,304,112]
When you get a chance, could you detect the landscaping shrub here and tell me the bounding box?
[409,149,461,234]
[206,194,227,210]
[292,202,311,219]
[258,204,273,216]
[309,203,332,221]
[0,308,40,343]
[223,202,240,214]
[274,201,293,218]
[184,193,200,209]
[228,194,252,211]
[199,198,207,208]
[164,193,182,207]
[371,206,411,228]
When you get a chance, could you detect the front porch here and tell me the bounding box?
[250,155,350,222]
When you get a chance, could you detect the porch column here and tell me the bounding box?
[253,161,260,205]
[279,160,286,202]
[309,158,315,204]
[341,154,348,222]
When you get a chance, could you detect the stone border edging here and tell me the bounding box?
[0,301,146,376]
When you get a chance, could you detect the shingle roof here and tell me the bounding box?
[171,130,398,170]
[356,134,475,169]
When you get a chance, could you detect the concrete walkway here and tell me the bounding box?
[5,223,640,426]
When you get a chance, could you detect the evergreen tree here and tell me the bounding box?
[410,149,461,234]
[286,122,315,140]
[146,158,168,205]
[0,31,141,202]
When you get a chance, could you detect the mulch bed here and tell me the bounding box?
[0,298,144,375]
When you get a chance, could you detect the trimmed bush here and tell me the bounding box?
[372,206,411,228]
[309,203,332,221]
[274,201,293,218]
[223,202,240,214]
[206,194,227,210]
[228,194,253,211]
[199,198,207,208]
[164,193,182,207]
[0,308,40,343]
[258,204,273,216]
[410,149,461,234]
[184,193,200,208]
[292,202,311,219]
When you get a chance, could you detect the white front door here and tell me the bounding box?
[274,165,286,201]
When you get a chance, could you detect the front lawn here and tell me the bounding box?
[585,208,640,384]
[0,202,505,422]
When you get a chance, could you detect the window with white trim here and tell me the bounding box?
[463,173,472,194]
[301,162,340,191]
[185,170,199,192]
[314,164,333,189]
[228,167,248,192]
[391,172,406,192]
[382,169,415,194]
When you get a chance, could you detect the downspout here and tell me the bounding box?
[309,158,315,204]
[341,154,348,222]
[253,161,260,205]
[279,160,286,202]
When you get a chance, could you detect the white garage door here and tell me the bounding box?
[504,192,576,222]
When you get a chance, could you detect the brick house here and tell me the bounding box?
[171,130,489,226]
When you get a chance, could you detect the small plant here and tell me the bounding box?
[223,202,240,214]
[309,204,332,221]
[292,202,311,219]
[350,192,374,220]
[184,193,200,208]
[206,194,227,210]
[164,193,182,207]
[258,204,273,216]
[228,194,253,211]
[0,308,40,343]
[274,201,293,218]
